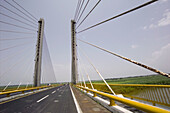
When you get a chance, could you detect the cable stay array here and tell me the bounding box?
[0,12,37,29]
[75,0,85,22]
[76,0,101,29]
[76,0,90,24]
[0,0,39,87]
[0,37,34,41]
[11,0,38,22]
[78,52,94,90]
[41,34,57,84]
[72,0,169,86]
[77,0,158,34]
[78,47,116,95]
[0,5,37,26]
[3,0,37,23]
[0,41,34,52]
[0,20,36,31]
[78,39,170,78]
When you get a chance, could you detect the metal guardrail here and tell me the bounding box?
[85,83,170,107]
[76,85,170,113]
[0,85,52,97]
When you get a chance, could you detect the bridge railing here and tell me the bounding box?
[76,85,170,113]
[0,85,52,97]
[85,83,170,107]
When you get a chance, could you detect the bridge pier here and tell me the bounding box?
[34,18,44,87]
[71,20,78,84]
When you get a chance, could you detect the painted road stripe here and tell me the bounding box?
[52,91,56,94]
[37,95,49,103]
[70,85,83,113]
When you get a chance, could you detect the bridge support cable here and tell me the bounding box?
[4,0,37,23]
[16,82,22,90]
[41,34,57,84]
[0,30,35,34]
[2,82,11,91]
[77,0,158,34]
[78,47,116,95]
[0,46,32,64]
[78,65,87,87]
[78,52,94,90]
[71,20,78,84]
[0,37,34,41]
[75,0,85,22]
[78,39,170,78]
[79,75,83,86]
[74,0,81,21]
[76,0,101,29]
[17,58,34,89]
[34,19,44,87]
[0,20,36,31]
[0,41,34,52]
[12,0,38,22]
[0,12,37,29]
[76,0,90,24]
[0,5,37,26]
[0,49,35,84]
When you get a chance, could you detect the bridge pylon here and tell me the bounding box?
[71,20,78,84]
[34,18,44,87]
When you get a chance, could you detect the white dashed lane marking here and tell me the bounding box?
[51,91,56,94]
[54,100,59,103]
[37,95,49,103]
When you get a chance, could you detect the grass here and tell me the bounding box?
[85,74,170,95]
[91,74,170,85]
[0,83,61,92]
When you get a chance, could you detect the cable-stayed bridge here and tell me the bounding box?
[0,0,170,113]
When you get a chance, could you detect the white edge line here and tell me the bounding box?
[37,95,49,103]
[70,85,83,113]
[52,90,56,94]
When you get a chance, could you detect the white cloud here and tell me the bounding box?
[131,45,139,49]
[152,43,170,59]
[149,24,157,29]
[143,9,170,29]
[143,26,147,30]
[158,10,170,27]
[161,0,168,2]
[150,43,170,72]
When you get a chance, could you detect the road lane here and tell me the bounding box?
[0,84,78,113]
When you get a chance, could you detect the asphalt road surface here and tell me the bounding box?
[0,84,78,113]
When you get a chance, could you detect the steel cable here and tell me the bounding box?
[75,0,85,22]
[0,20,36,31]
[4,0,37,23]
[76,0,101,29]
[74,0,81,20]
[0,30,35,34]
[0,5,37,26]
[77,0,158,34]
[78,39,170,78]
[0,12,37,28]
[76,0,90,24]
[12,0,38,21]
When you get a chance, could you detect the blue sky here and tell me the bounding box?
[0,0,170,84]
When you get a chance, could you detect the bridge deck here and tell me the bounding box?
[0,85,112,113]
[0,85,77,113]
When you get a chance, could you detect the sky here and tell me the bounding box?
[0,0,170,85]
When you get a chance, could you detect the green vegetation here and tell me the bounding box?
[0,83,61,92]
[91,75,170,85]
[84,75,170,95]
[0,85,33,92]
